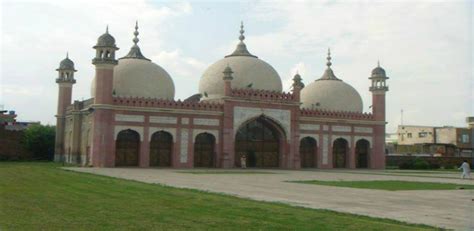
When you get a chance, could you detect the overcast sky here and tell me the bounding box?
[1,0,473,132]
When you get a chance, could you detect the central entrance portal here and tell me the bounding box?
[235,116,281,168]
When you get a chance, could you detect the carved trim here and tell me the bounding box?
[180,130,189,163]
[193,118,219,126]
[114,114,144,122]
[150,116,177,124]
[332,125,351,132]
[354,127,373,134]
[299,124,320,131]
[322,135,328,165]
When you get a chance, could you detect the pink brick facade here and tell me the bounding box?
[54,25,388,169]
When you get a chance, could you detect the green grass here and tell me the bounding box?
[176,170,277,174]
[291,180,474,191]
[0,163,440,231]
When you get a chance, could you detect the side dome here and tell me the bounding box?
[301,80,363,112]
[113,59,175,99]
[199,23,282,100]
[300,49,363,112]
[91,22,175,100]
[90,59,175,99]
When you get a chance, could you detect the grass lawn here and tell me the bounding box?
[176,170,277,174]
[0,163,440,231]
[291,180,474,191]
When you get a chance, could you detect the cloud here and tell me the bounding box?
[150,49,207,100]
[246,1,473,132]
[1,0,193,124]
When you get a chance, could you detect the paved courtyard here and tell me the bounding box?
[67,167,474,230]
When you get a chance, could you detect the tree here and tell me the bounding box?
[22,124,55,161]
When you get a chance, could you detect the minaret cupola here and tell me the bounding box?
[369,61,389,92]
[56,53,77,84]
[92,26,119,65]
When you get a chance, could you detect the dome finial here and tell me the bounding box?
[106,25,109,34]
[120,21,149,61]
[66,52,69,59]
[239,21,245,42]
[326,48,332,68]
[133,21,139,46]
[225,21,257,58]
[377,60,380,67]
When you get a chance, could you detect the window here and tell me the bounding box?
[418,132,428,138]
[407,133,412,138]
[461,134,470,143]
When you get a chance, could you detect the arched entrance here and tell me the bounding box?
[115,129,140,166]
[356,139,370,168]
[193,133,215,168]
[149,131,173,167]
[235,116,282,168]
[300,137,317,168]
[333,138,348,168]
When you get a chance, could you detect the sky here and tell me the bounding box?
[0,0,473,133]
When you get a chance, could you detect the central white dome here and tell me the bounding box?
[199,23,282,100]
[199,56,282,99]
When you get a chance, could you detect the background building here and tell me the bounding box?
[395,118,473,156]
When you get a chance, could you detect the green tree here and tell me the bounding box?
[22,124,55,160]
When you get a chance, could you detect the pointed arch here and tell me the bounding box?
[235,115,283,168]
[193,133,216,168]
[333,138,348,168]
[115,129,140,166]
[149,131,173,167]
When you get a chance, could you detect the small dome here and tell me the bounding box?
[58,55,75,70]
[300,49,363,112]
[301,80,363,112]
[199,22,282,100]
[371,66,386,77]
[91,59,175,99]
[95,27,116,47]
[199,56,282,99]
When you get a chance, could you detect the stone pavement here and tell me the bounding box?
[66,167,474,230]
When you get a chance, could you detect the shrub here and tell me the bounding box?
[22,124,55,161]
[429,163,440,170]
[413,158,430,169]
[399,159,415,169]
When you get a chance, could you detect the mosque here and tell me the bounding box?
[54,22,389,169]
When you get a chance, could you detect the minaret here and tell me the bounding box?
[54,53,77,162]
[90,26,119,167]
[369,61,389,169]
[223,65,233,96]
[292,72,304,101]
[370,61,389,120]
[92,26,119,104]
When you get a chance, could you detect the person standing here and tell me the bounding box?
[240,155,247,169]
[458,160,471,179]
